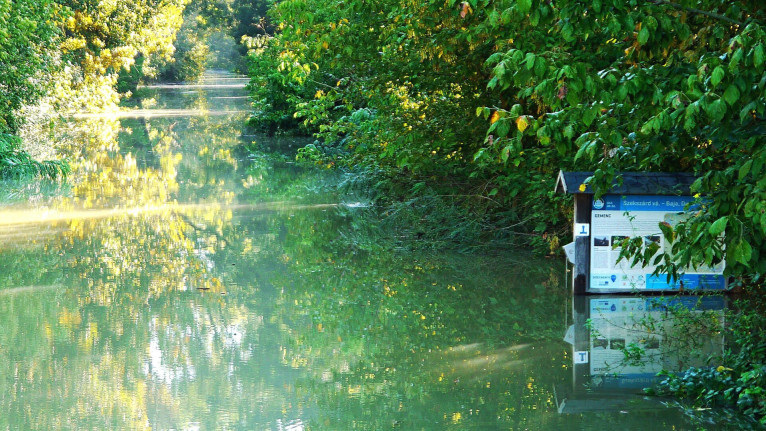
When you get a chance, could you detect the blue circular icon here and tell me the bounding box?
[593,198,605,210]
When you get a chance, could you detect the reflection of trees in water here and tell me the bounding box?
[263,211,572,429]
[0,97,283,428]
[0,97,651,428]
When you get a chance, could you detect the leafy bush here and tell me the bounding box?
[651,298,766,426]
[0,134,69,180]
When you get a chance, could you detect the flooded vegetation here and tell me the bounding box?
[0,73,746,429]
[4,0,766,427]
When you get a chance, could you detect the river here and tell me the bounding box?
[0,71,731,429]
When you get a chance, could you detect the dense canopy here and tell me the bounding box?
[247,0,766,283]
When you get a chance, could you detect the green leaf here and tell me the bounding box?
[486,52,503,65]
[730,48,743,71]
[489,9,499,26]
[524,52,536,70]
[638,26,649,45]
[709,216,728,236]
[501,145,511,162]
[711,66,725,87]
[582,107,596,127]
[641,117,655,135]
[754,43,765,69]
[517,0,532,14]
[706,99,726,122]
[534,57,546,78]
[574,140,597,161]
[732,240,753,265]
[739,159,753,180]
[723,85,740,106]
[659,221,675,242]
[496,119,511,137]
[473,148,486,161]
[563,124,574,139]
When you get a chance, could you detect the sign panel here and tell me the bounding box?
[590,195,726,291]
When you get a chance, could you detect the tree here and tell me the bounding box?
[0,0,62,134]
[249,0,766,277]
[478,0,766,281]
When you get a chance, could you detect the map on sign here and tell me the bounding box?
[590,195,725,290]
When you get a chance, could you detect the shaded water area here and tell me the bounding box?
[0,72,732,429]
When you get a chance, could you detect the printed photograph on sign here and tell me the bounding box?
[590,195,726,291]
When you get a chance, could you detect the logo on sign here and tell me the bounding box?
[593,198,605,210]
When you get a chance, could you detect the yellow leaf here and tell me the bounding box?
[516,116,529,132]
[490,111,500,124]
[315,90,324,98]
[322,41,329,49]
[460,2,472,18]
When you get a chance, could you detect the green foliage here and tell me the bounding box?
[1,0,192,180]
[653,298,766,426]
[243,3,766,421]
[154,10,210,82]
[244,0,766,264]
[0,134,69,180]
[116,54,146,94]
[476,0,766,282]
[245,35,313,134]
[0,0,63,134]
[244,0,578,250]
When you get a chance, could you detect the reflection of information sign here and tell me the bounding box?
[590,195,726,290]
[588,296,725,388]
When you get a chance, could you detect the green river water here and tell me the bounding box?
[0,72,732,430]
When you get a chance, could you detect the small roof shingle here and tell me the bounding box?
[555,171,698,195]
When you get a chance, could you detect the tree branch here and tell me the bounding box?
[649,0,745,27]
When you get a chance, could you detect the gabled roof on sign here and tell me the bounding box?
[555,170,698,195]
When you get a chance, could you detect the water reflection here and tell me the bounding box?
[559,295,725,414]
[72,109,246,119]
[0,72,736,429]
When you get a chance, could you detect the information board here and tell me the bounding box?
[590,195,726,291]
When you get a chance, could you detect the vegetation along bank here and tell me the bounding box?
[246,0,766,424]
[2,0,765,425]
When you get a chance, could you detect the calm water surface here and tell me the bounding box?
[0,72,728,429]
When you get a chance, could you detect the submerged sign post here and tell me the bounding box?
[555,171,727,294]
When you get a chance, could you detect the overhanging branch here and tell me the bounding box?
[649,0,745,27]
